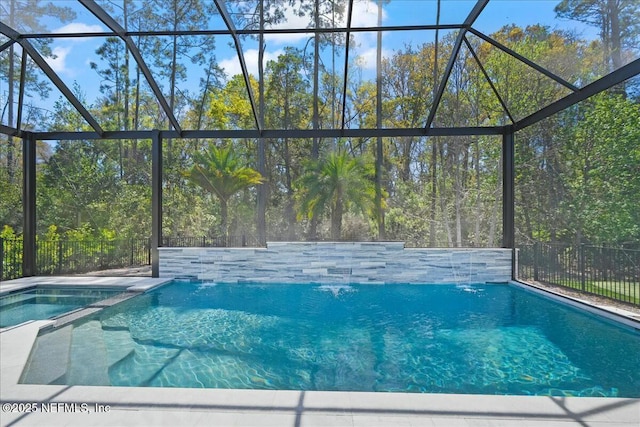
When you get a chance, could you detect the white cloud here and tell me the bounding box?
[220,1,389,78]
[46,46,72,74]
[45,22,104,78]
[219,48,285,79]
[346,0,384,28]
[264,4,313,45]
[262,0,385,46]
[53,22,104,34]
[354,47,391,71]
[347,1,388,70]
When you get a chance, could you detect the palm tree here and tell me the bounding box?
[296,150,379,240]
[184,145,263,243]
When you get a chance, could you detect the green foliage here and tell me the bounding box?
[296,150,378,240]
[0,225,22,280]
[1,225,17,240]
[0,163,21,232]
[38,139,121,233]
[385,181,432,246]
[184,144,263,239]
[555,0,640,71]
[560,93,640,243]
[185,145,264,204]
[2,1,639,254]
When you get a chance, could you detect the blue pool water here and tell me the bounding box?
[0,287,124,328]
[21,281,640,397]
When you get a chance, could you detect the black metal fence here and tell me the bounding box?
[518,242,640,306]
[1,237,151,280]
[5,236,638,307]
[2,234,265,280]
[163,235,262,248]
[0,238,23,281]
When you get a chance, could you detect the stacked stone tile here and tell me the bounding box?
[159,242,512,284]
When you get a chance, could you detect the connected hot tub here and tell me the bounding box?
[0,287,126,328]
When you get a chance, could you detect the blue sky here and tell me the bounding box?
[9,0,600,125]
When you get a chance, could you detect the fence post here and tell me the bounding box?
[0,237,4,281]
[58,240,63,274]
[130,238,134,266]
[533,241,539,281]
[602,243,608,282]
[580,243,586,291]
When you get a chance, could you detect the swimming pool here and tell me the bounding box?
[0,287,125,328]
[20,281,640,397]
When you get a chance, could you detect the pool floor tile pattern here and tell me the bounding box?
[2,322,639,427]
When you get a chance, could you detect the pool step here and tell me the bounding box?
[100,312,131,330]
[66,320,110,385]
[102,326,136,368]
[109,341,180,387]
[20,325,72,385]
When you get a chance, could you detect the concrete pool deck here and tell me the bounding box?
[0,276,173,296]
[0,277,638,426]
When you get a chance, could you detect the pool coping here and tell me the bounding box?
[0,278,638,426]
[511,280,640,331]
[0,276,173,296]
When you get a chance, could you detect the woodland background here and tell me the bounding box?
[1,0,639,252]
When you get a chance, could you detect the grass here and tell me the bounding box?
[538,277,640,306]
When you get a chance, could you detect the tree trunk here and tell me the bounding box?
[220,198,228,246]
[488,180,501,247]
[439,142,452,247]
[607,0,622,71]
[429,138,438,246]
[401,137,413,182]
[133,31,141,184]
[454,139,463,247]
[375,0,385,240]
[308,0,321,241]
[134,30,141,132]
[122,3,130,182]
[331,187,344,240]
[429,0,441,247]
[256,0,267,245]
[455,177,462,247]
[280,64,297,240]
[7,0,15,183]
[474,138,481,246]
[312,0,320,159]
[283,137,295,240]
[167,0,179,158]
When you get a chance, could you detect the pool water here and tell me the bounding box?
[21,281,640,397]
[0,287,124,328]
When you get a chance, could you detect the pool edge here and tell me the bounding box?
[510,280,640,331]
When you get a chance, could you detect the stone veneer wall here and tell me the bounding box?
[159,242,512,284]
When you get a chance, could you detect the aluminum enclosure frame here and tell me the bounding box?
[1,1,638,278]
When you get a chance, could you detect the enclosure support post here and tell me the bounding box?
[502,127,515,277]
[22,132,37,277]
[151,130,162,278]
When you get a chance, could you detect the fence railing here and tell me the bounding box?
[1,237,151,280]
[0,238,23,281]
[5,236,638,306]
[162,235,262,248]
[517,242,640,306]
[2,234,264,280]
